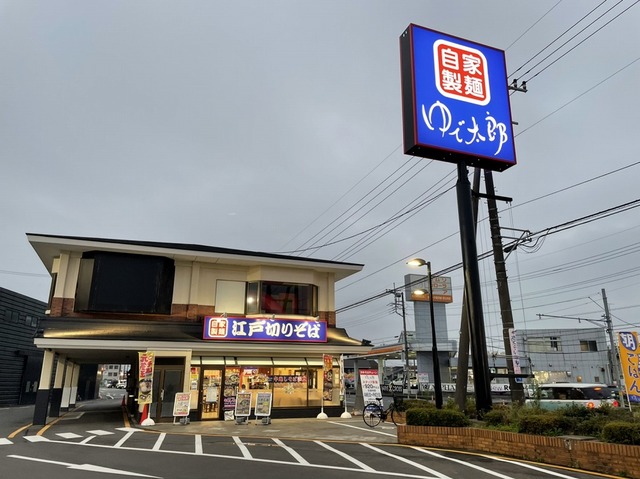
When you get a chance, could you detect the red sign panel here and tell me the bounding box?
[434,39,489,106]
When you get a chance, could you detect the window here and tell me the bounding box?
[75,252,175,314]
[580,340,598,352]
[246,281,317,316]
[527,337,562,353]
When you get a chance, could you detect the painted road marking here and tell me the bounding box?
[113,430,136,448]
[24,435,49,442]
[56,432,83,439]
[195,434,203,455]
[273,438,309,465]
[152,432,166,451]
[233,436,252,459]
[415,448,515,479]
[327,420,397,437]
[0,438,13,445]
[314,440,375,472]
[7,454,161,478]
[362,443,453,479]
[87,430,114,436]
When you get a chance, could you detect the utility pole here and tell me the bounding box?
[602,289,623,405]
[484,170,525,404]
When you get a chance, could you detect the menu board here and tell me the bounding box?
[172,392,191,417]
[254,392,272,417]
[234,392,252,417]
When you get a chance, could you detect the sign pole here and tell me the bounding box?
[457,162,492,413]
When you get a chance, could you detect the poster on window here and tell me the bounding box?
[359,369,382,405]
[323,354,334,401]
[138,351,154,405]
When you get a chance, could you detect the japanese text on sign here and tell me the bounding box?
[434,40,489,105]
[203,316,327,342]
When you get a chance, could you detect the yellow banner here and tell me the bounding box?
[138,351,155,405]
[618,332,640,403]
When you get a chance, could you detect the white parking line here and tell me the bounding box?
[152,433,166,451]
[314,440,375,471]
[482,454,580,479]
[414,448,515,479]
[363,444,453,479]
[273,438,309,464]
[80,435,96,444]
[113,430,136,448]
[233,436,252,459]
[327,420,397,437]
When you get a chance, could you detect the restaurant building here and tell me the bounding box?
[27,233,371,424]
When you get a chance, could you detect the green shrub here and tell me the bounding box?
[601,421,640,445]
[518,414,575,436]
[484,408,510,427]
[407,408,470,427]
[402,399,434,411]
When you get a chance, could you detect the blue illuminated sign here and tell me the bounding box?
[203,316,328,342]
[400,24,516,171]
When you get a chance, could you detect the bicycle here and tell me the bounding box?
[362,396,406,427]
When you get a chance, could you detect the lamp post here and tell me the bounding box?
[408,258,443,409]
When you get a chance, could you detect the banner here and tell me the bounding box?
[618,332,640,403]
[138,351,155,405]
[323,354,334,401]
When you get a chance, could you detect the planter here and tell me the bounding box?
[398,425,640,478]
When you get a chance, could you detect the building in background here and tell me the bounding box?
[0,287,47,406]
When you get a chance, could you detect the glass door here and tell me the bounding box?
[149,366,184,421]
[201,369,222,420]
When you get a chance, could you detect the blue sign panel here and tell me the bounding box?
[400,24,516,171]
[203,316,327,343]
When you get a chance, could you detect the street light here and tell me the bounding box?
[407,258,443,409]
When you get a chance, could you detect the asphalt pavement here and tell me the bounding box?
[2,397,399,444]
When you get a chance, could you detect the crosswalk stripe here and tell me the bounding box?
[273,438,309,465]
[195,435,203,455]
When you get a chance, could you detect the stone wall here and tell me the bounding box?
[398,425,640,478]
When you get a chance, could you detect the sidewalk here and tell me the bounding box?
[141,414,399,443]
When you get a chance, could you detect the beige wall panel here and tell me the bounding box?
[198,266,247,306]
[172,263,193,304]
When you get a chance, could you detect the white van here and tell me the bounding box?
[527,383,620,410]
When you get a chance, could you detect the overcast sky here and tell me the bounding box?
[1,1,639,351]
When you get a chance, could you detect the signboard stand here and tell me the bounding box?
[234,392,252,425]
[254,392,273,425]
[172,392,191,425]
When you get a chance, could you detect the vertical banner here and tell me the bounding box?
[618,332,640,403]
[138,351,155,405]
[508,328,523,383]
[323,354,334,401]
